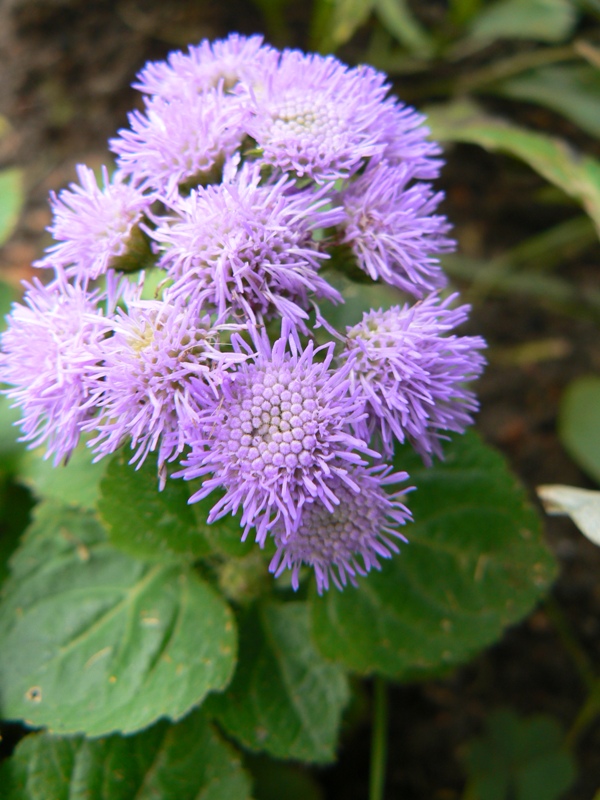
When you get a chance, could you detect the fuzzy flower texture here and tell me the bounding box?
[0,34,486,593]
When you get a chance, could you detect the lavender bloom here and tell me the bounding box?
[85,298,243,484]
[341,294,486,461]
[34,165,151,281]
[134,33,276,99]
[339,161,455,297]
[154,164,344,329]
[270,465,412,593]
[0,277,110,464]
[177,326,375,544]
[378,102,444,180]
[244,51,393,182]
[110,86,246,196]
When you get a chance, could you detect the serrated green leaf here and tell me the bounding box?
[0,710,252,800]
[426,100,600,235]
[207,601,349,763]
[98,450,212,562]
[310,431,557,679]
[0,502,237,736]
[463,709,575,800]
[469,0,577,43]
[0,168,24,247]
[493,65,600,139]
[558,376,600,483]
[19,441,108,510]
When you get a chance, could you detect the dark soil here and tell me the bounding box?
[1,1,600,798]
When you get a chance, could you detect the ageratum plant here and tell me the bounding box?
[0,35,557,798]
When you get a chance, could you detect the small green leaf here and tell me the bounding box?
[559,376,600,483]
[310,431,557,679]
[207,601,349,763]
[19,441,108,510]
[0,711,252,800]
[537,484,600,546]
[426,100,600,235]
[469,0,577,43]
[463,709,575,800]
[493,65,600,139]
[0,502,237,736]
[98,450,211,562]
[0,168,24,247]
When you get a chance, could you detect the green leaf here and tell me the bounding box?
[538,484,600,546]
[246,754,324,800]
[207,601,349,763]
[330,0,375,48]
[98,450,212,562]
[0,480,34,589]
[0,168,24,247]
[463,709,575,800]
[374,0,435,55]
[0,710,252,800]
[0,502,236,736]
[19,442,108,510]
[493,65,600,139]
[0,277,18,330]
[426,100,600,235]
[310,431,557,679]
[558,376,600,483]
[469,0,577,43]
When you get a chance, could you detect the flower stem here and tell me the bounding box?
[369,676,389,800]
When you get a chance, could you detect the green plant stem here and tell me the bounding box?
[369,676,389,800]
[566,679,600,749]
[544,597,596,692]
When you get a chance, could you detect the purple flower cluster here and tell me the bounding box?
[0,34,485,593]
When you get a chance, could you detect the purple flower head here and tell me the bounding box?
[85,298,244,485]
[177,325,376,544]
[110,86,246,196]
[134,34,277,100]
[341,293,486,461]
[270,465,412,593]
[154,164,344,330]
[378,102,444,180]
[34,165,151,281]
[339,161,454,297]
[0,276,111,464]
[245,51,396,182]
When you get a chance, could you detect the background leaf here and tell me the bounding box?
[468,0,577,43]
[310,431,557,679]
[493,65,600,139]
[426,100,600,235]
[558,376,600,483]
[537,484,600,546]
[0,710,252,800]
[0,502,237,736]
[206,601,349,763]
[98,450,212,562]
[0,167,24,247]
[462,709,575,800]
